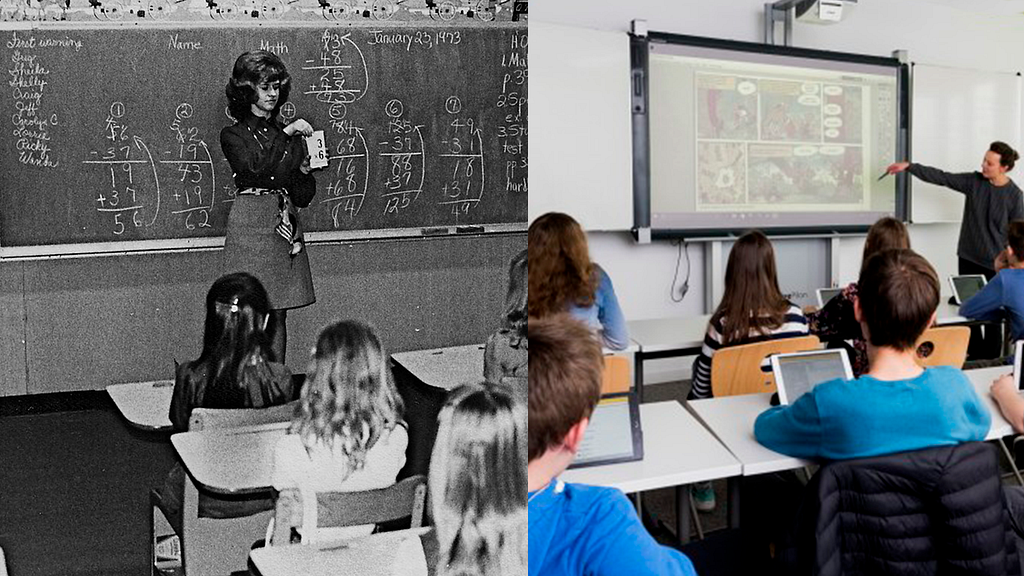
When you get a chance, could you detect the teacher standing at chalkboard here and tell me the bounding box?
[887,141,1024,279]
[221,51,320,363]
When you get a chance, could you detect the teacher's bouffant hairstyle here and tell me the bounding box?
[429,382,527,576]
[225,50,292,121]
[528,212,597,318]
[858,249,939,351]
[991,141,1020,171]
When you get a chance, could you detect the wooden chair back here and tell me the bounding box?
[710,335,820,397]
[188,400,298,431]
[914,326,970,369]
[272,475,428,546]
[602,355,631,395]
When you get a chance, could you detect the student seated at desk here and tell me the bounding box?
[754,248,990,459]
[960,219,1024,345]
[807,216,909,376]
[159,273,295,532]
[485,248,528,384]
[528,315,697,576]
[269,320,407,545]
[528,212,629,350]
[169,272,295,431]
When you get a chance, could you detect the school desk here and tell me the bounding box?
[560,401,742,545]
[627,304,971,391]
[170,421,289,494]
[105,380,174,431]
[249,527,432,576]
[686,365,1020,528]
[389,343,485,481]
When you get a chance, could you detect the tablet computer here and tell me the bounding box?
[949,274,987,305]
[816,287,844,308]
[1015,340,1024,391]
[568,392,644,469]
[771,348,854,405]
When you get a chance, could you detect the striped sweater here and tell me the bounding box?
[688,303,809,400]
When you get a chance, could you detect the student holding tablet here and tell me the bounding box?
[960,220,1024,344]
[528,315,696,576]
[528,212,629,350]
[887,142,1023,280]
[807,217,909,376]
[755,249,990,459]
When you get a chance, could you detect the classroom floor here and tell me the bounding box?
[0,392,178,576]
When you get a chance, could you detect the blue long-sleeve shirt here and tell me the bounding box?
[960,268,1024,342]
[529,480,698,576]
[754,366,990,460]
[568,265,629,350]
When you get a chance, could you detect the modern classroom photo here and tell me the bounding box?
[0,3,527,576]
[530,1,1024,575]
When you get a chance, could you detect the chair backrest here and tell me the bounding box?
[188,400,299,431]
[783,442,1018,576]
[602,355,630,395]
[273,475,428,545]
[710,335,820,397]
[914,326,970,369]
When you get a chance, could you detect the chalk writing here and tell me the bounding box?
[378,98,425,215]
[437,96,484,219]
[496,31,527,195]
[161,102,216,232]
[7,34,60,168]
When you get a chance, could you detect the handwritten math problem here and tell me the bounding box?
[1,25,526,251]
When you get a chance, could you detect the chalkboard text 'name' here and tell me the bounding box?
[168,34,201,51]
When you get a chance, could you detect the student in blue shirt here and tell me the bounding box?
[755,249,990,459]
[528,315,696,576]
[960,219,1024,343]
[528,212,629,350]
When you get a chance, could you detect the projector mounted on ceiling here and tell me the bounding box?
[765,0,858,45]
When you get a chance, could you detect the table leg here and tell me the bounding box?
[676,485,692,545]
[635,351,645,403]
[728,476,741,529]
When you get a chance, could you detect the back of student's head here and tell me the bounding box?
[861,217,910,274]
[858,249,939,351]
[1009,220,1024,259]
[429,381,526,576]
[200,272,274,407]
[714,230,788,344]
[503,249,528,337]
[528,314,603,462]
[528,212,597,317]
[292,320,403,469]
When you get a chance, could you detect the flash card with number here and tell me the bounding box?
[304,130,328,169]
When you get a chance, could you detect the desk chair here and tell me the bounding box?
[602,355,631,395]
[269,475,427,545]
[152,402,299,576]
[710,335,821,397]
[914,326,970,368]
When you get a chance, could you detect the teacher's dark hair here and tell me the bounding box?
[225,51,292,121]
[990,141,1019,171]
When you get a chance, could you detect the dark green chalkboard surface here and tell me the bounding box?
[1,23,527,256]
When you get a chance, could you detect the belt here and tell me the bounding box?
[237,187,286,196]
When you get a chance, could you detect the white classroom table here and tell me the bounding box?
[105,380,174,431]
[390,344,485,391]
[560,401,741,544]
[170,421,289,495]
[686,365,1019,526]
[249,527,431,576]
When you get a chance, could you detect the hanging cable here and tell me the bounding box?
[670,240,690,302]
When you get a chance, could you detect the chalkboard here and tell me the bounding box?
[0,23,527,256]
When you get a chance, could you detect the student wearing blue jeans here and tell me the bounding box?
[528,315,697,576]
[755,248,990,459]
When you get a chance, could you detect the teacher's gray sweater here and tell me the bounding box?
[909,163,1024,269]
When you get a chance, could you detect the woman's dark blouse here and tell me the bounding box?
[220,115,316,208]
[806,282,869,376]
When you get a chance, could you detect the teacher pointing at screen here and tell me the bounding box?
[887,141,1024,279]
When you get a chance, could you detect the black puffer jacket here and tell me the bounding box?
[781,442,1019,576]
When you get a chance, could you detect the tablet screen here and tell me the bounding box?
[952,276,986,303]
[571,397,638,467]
[818,287,843,307]
[775,350,851,404]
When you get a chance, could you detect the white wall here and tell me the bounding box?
[535,0,1024,383]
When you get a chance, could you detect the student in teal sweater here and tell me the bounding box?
[755,249,990,459]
